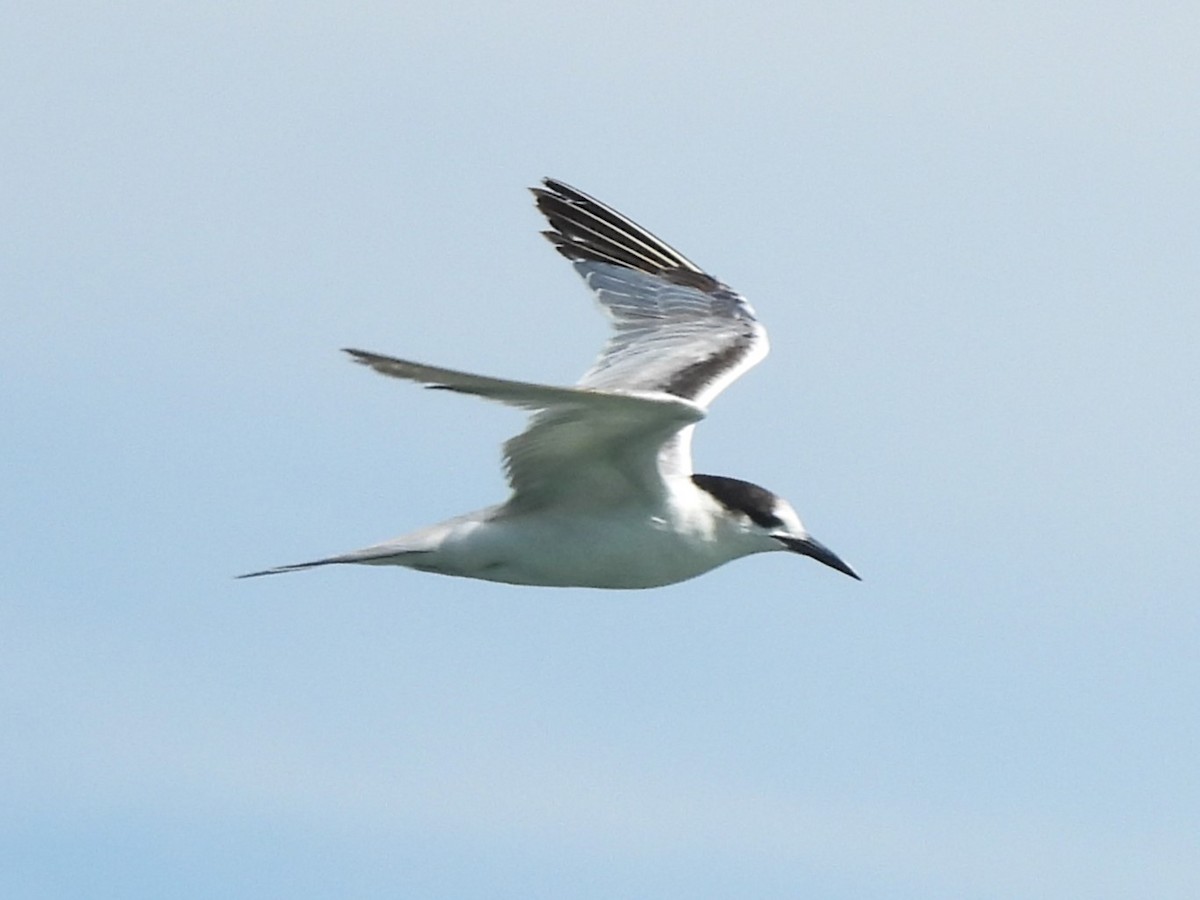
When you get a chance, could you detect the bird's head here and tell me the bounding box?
[691,474,860,580]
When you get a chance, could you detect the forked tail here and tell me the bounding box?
[237,548,432,579]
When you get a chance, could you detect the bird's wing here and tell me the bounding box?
[345,349,704,509]
[531,178,769,410]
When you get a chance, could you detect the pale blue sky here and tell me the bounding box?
[4,3,1198,898]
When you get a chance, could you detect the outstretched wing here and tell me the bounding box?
[531,178,769,409]
[344,349,704,509]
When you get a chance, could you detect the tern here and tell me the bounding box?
[241,178,859,588]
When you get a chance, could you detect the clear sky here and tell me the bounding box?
[4,3,1198,898]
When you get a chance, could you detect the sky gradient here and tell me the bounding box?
[5,3,1199,898]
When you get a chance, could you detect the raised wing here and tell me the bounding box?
[531,178,769,409]
[344,349,704,509]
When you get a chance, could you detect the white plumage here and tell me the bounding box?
[241,179,858,588]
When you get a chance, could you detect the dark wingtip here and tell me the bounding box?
[529,177,704,275]
[536,176,573,195]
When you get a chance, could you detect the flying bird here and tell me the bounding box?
[240,179,859,588]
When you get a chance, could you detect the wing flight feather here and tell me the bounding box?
[532,178,769,408]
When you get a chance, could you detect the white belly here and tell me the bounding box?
[419,507,757,589]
